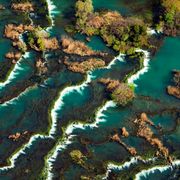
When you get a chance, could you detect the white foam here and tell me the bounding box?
[103,157,140,180]
[147,28,157,35]
[46,100,116,179]
[0,52,30,88]
[105,54,125,70]
[0,0,59,171]
[0,134,50,171]
[65,100,116,135]
[108,157,141,171]
[127,49,150,87]
[103,157,156,179]
[108,157,155,171]
[0,52,121,172]
[46,135,75,179]
[45,53,125,178]
[135,160,180,180]
[49,71,95,136]
[49,53,125,136]
[0,47,130,174]
[46,0,59,31]
[0,35,161,177]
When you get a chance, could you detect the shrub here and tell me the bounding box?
[26,30,46,51]
[111,83,135,106]
[70,150,85,166]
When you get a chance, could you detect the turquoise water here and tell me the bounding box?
[50,37,180,179]
[0,0,179,179]
[135,37,180,101]
[93,0,130,15]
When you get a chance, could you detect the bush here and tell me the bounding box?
[75,0,94,28]
[164,12,174,24]
[26,30,46,51]
[111,83,135,106]
[70,150,85,166]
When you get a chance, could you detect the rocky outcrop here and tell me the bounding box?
[8,133,21,141]
[4,24,34,40]
[60,36,109,73]
[140,113,155,126]
[128,147,137,156]
[61,36,106,56]
[36,58,48,75]
[99,78,120,91]
[4,24,30,53]
[64,57,105,74]
[26,30,59,51]
[111,133,121,142]
[8,131,29,141]
[167,70,180,99]
[167,86,180,99]
[134,113,172,163]
[5,51,22,63]
[121,127,129,137]
[12,40,27,52]
[11,2,34,12]
[111,133,137,156]
[44,37,59,50]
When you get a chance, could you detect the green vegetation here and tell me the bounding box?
[72,0,180,50]
[99,78,135,106]
[26,29,47,51]
[70,150,85,167]
[155,0,180,35]
[75,0,94,29]
[73,0,150,54]
[111,83,135,106]
[64,25,76,34]
[100,23,148,53]
[161,0,179,24]
[127,51,144,61]
[80,176,91,180]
